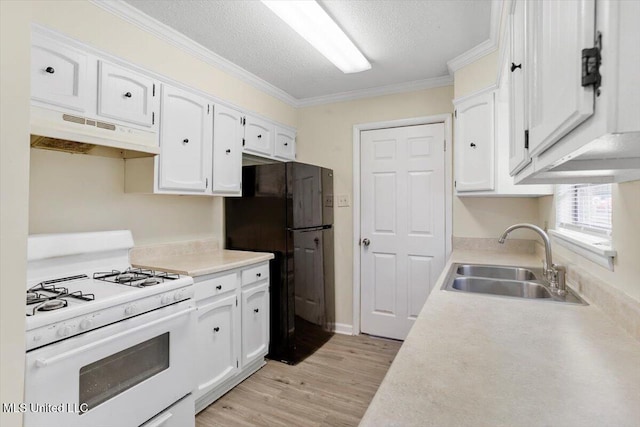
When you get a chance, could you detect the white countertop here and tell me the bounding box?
[132,249,273,277]
[360,250,640,427]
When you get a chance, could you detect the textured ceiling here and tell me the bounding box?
[124,0,492,100]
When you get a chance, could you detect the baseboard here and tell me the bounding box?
[327,322,354,335]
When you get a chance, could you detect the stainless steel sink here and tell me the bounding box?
[451,277,551,299]
[456,265,538,281]
[442,263,587,305]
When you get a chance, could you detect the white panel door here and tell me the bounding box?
[241,282,269,367]
[454,91,495,192]
[212,104,242,194]
[360,124,446,340]
[527,0,595,156]
[98,61,157,127]
[31,33,89,112]
[194,293,239,400]
[294,230,325,326]
[243,115,274,156]
[508,1,530,175]
[158,85,212,192]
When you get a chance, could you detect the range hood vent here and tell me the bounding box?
[30,106,160,158]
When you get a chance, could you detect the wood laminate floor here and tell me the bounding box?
[196,330,402,427]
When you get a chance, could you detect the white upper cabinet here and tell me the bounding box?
[212,104,243,195]
[454,89,495,192]
[526,0,595,157]
[243,115,274,156]
[158,85,212,192]
[98,61,158,128]
[31,33,90,113]
[274,127,296,161]
[508,1,529,175]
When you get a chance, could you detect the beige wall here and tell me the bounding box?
[296,86,454,326]
[453,50,499,99]
[539,181,640,302]
[1,3,30,426]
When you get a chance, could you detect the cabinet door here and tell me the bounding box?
[31,34,89,112]
[274,127,296,160]
[508,1,530,175]
[195,293,239,400]
[98,61,157,127]
[159,85,212,192]
[243,115,274,156]
[526,0,595,157]
[241,282,269,367]
[212,104,243,194]
[454,91,495,192]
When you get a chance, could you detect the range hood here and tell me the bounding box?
[30,105,160,158]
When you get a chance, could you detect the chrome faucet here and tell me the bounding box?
[498,223,566,296]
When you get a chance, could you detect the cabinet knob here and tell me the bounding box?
[256,272,261,277]
[124,92,132,98]
[213,327,220,333]
[45,66,55,74]
[470,143,477,148]
[284,142,288,146]
[226,149,231,154]
[183,138,189,144]
[257,134,262,139]
[510,62,522,72]
[216,285,222,290]
[254,308,259,313]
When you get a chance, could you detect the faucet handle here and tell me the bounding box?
[552,264,567,296]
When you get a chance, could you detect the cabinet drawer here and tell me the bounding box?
[195,272,239,302]
[241,263,269,287]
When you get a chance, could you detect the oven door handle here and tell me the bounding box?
[34,306,195,369]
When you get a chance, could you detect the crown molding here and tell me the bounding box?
[296,75,453,108]
[89,0,298,107]
[446,0,503,75]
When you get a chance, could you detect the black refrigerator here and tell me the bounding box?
[225,162,335,364]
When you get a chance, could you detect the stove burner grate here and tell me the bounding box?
[93,268,179,287]
[27,279,95,316]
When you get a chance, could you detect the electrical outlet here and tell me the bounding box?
[324,195,334,207]
[337,194,350,207]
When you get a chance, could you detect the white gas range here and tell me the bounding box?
[24,231,196,427]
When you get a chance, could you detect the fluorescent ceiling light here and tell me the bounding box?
[261,0,371,74]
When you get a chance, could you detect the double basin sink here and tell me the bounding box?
[442,264,586,305]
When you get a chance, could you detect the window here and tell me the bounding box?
[552,184,616,270]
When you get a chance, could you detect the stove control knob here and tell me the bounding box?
[124,305,137,316]
[79,319,93,330]
[161,294,172,305]
[174,290,184,301]
[57,325,72,338]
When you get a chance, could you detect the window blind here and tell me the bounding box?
[556,184,612,238]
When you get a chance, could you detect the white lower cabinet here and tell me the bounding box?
[241,282,269,367]
[194,262,270,414]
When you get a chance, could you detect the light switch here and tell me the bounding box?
[337,194,350,207]
[324,195,334,207]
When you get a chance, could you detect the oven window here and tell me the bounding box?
[79,333,169,412]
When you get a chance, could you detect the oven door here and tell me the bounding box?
[24,300,195,427]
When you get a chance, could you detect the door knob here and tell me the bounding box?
[362,238,370,246]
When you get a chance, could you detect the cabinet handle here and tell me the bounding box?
[183,138,189,144]
[225,149,231,154]
[257,134,262,139]
[124,92,132,98]
[510,62,522,72]
[256,273,261,277]
[216,285,222,290]
[45,66,55,74]
[254,308,259,313]
[213,327,220,333]
[470,143,477,148]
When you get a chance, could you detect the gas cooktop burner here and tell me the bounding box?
[94,268,179,288]
[27,292,39,303]
[37,299,67,311]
